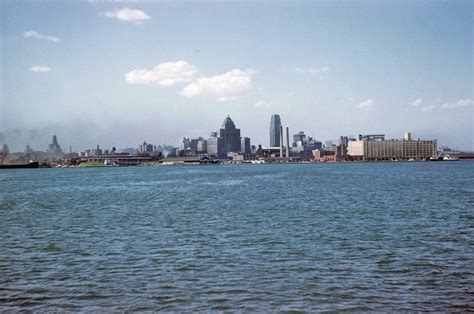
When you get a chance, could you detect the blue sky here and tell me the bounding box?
[1,0,472,151]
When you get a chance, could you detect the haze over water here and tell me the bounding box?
[1,162,473,311]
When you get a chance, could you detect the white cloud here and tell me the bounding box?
[441,98,474,110]
[104,7,151,23]
[254,100,274,108]
[30,66,51,72]
[411,98,437,112]
[421,105,436,112]
[181,69,256,101]
[355,99,375,109]
[410,98,423,107]
[295,66,330,75]
[23,31,60,43]
[125,61,198,86]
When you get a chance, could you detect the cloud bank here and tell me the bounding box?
[126,61,255,102]
[125,61,198,86]
[181,69,255,101]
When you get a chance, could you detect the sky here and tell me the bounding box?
[1,0,473,152]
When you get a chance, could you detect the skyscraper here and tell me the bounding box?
[219,115,241,154]
[241,137,251,154]
[270,114,281,147]
[48,135,63,155]
[207,132,224,157]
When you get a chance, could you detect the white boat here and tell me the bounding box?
[443,155,459,161]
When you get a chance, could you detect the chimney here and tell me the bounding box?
[280,126,284,157]
[286,127,290,158]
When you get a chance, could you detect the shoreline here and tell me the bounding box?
[1,159,471,169]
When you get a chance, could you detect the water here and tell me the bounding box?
[1,162,473,311]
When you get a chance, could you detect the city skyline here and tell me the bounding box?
[1,1,473,152]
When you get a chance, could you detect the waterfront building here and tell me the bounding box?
[313,149,338,162]
[219,115,241,154]
[348,133,437,161]
[241,137,251,154]
[270,114,282,147]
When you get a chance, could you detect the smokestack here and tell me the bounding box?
[280,126,283,157]
[286,127,290,158]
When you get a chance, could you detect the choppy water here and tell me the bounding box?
[1,162,473,311]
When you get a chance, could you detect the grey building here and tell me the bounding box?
[220,115,241,154]
[197,139,207,154]
[207,134,224,157]
[189,138,200,152]
[270,114,282,147]
[291,131,323,157]
[241,137,251,154]
[48,135,63,154]
[139,141,154,155]
[293,131,306,147]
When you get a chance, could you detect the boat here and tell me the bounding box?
[0,162,40,169]
[443,155,459,161]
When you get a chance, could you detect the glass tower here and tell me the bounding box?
[270,114,281,147]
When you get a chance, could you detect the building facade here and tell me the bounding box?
[207,135,224,157]
[219,116,241,154]
[270,114,282,147]
[197,139,207,155]
[48,135,63,155]
[348,134,437,161]
[241,137,251,154]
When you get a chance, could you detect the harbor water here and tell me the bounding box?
[0,162,473,311]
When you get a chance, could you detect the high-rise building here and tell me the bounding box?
[207,133,224,157]
[197,139,207,154]
[241,137,251,154]
[270,114,282,147]
[219,115,241,154]
[48,135,63,155]
[293,131,306,147]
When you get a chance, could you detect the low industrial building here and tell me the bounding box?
[348,133,437,161]
[312,149,337,162]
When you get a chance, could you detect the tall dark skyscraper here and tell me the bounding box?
[270,114,282,147]
[48,135,63,154]
[220,115,241,154]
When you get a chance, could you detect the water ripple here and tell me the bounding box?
[0,162,473,311]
